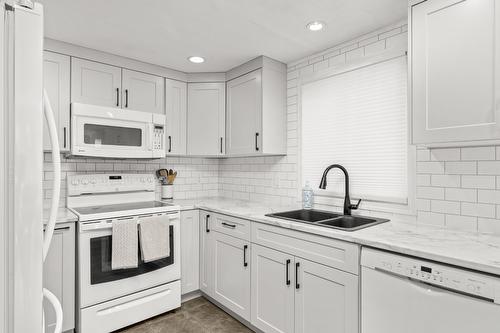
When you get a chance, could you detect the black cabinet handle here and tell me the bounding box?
[63,127,67,148]
[220,137,223,154]
[295,262,300,289]
[222,222,236,229]
[243,245,248,267]
[125,89,129,108]
[255,132,259,151]
[205,215,210,233]
[54,226,70,231]
[168,136,172,153]
[116,88,119,106]
[286,259,291,286]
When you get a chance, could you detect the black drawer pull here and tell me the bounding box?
[205,215,210,233]
[295,262,300,289]
[243,245,248,267]
[286,259,291,285]
[222,222,236,229]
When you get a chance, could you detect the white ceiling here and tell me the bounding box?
[39,0,407,72]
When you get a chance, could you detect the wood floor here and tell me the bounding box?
[117,297,254,333]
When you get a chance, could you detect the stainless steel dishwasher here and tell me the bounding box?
[361,248,500,333]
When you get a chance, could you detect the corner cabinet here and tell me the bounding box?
[187,83,225,156]
[165,79,187,155]
[43,222,75,333]
[226,57,287,156]
[411,0,500,145]
[43,51,70,152]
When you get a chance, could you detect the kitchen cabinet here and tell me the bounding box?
[212,231,251,321]
[121,69,164,114]
[180,210,199,295]
[294,258,358,333]
[43,51,70,152]
[71,57,122,107]
[251,244,294,333]
[199,211,214,296]
[165,79,187,155]
[226,57,286,156]
[43,222,75,333]
[187,82,225,156]
[411,0,500,145]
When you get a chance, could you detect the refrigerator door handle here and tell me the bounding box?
[42,89,63,333]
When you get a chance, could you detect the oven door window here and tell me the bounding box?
[90,225,174,285]
[84,123,142,147]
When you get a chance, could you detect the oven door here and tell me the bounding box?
[71,102,154,159]
[78,212,180,308]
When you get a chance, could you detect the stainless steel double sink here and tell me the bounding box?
[265,209,389,231]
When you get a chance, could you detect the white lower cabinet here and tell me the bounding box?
[212,231,251,321]
[43,222,75,333]
[181,210,200,295]
[251,244,295,333]
[294,258,359,333]
[199,211,214,295]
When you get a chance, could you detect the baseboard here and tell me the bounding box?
[181,290,202,303]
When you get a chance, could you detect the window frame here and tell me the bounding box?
[297,50,416,216]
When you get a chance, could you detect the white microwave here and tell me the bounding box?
[71,103,165,159]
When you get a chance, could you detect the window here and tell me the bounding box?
[301,56,410,206]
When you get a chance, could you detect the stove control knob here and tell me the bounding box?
[140,178,146,183]
[71,179,79,185]
[82,179,89,185]
[90,179,97,185]
[148,178,153,183]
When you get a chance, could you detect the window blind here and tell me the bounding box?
[301,56,408,204]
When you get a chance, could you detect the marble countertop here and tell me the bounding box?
[171,197,500,276]
[43,208,78,225]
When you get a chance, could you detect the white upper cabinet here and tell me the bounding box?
[226,69,262,155]
[411,0,500,145]
[121,69,164,114]
[71,58,122,108]
[226,56,287,156]
[187,82,225,156]
[165,79,187,155]
[43,51,70,151]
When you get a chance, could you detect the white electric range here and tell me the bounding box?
[67,173,181,333]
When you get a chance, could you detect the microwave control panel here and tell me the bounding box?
[153,125,164,151]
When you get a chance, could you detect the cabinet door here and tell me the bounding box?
[43,223,75,333]
[122,69,164,114]
[165,79,187,155]
[212,231,251,321]
[180,210,199,295]
[251,244,294,333]
[412,0,500,144]
[187,83,225,156]
[43,51,70,152]
[294,258,359,333]
[199,211,214,296]
[226,69,262,155]
[71,58,122,107]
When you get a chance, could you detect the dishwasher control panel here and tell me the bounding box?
[361,248,500,304]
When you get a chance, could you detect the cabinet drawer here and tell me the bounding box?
[252,222,359,275]
[210,213,251,241]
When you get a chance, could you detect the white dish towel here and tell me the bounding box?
[139,214,170,262]
[111,218,138,270]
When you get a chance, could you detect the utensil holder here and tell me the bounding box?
[161,184,173,200]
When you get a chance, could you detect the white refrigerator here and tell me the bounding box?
[1,1,62,332]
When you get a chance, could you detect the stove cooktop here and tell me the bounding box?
[71,201,179,221]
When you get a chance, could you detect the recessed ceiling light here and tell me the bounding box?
[188,56,205,64]
[306,21,325,32]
